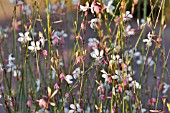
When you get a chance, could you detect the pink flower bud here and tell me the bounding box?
[54,83,59,90]
[27,100,32,107]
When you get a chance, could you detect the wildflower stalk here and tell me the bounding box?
[155,0,165,109]
[12,6,17,55]
[127,25,146,65]
[143,0,147,20]
[46,0,52,87]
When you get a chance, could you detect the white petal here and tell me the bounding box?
[28,46,34,51]
[36,41,40,46]
[133,52,141,57]
[101,69,107,74]
[80,5,85,11]
[65,75,73,79]
[100,50,104,57]
[136,60,142,65]
[76,103,80,108]
[102,74,108,79]
[24,32,29,36]
[70,104,76,110]
[7,68,12,72]
[90,52,97,58]
[143,39,149,43]
[31,41,35,46]
[108,0,113,6]
[111,75,119,79]
[68,110,75,113]
[18,32,24,37]
[18,37,24,42]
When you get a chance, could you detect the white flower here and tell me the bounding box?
[36,79,40,92]
[136,56,146,65]
[59,58,64,67]
[28,41,41,52]
[72,68,83,79]
[124,25,134,37]
[23,4,32,15]
[65,75,73,84]
[129,80,141,89]
[162,82,170,94]
[90,48,104,61]
[88,38,99,49]
[125,74,133,82]
[143,32,152,47]
[80,2,89,12]
[6,54,16,73]
[147,57,154,67]
[6,62,16,73]
[18,32,32,44]
[0,63,3,72]
[72,0,80,5]
[124,48,141,58]
[13,70,21,77]
[69,103,82,113]
[123,90,132,101]
[39,32,45,47]
[109,54,122,64]
[123,11,133,21]
[101,69,110,82]
[112,70,121,79]
[105,0,115,14]
[8,54,15,62]
[51,30,68,45]
[89,18,100,29]
[141,18,145,24]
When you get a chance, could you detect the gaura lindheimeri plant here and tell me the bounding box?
[0,0,169,112]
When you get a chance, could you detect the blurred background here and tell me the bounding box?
[1,0,170,24]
